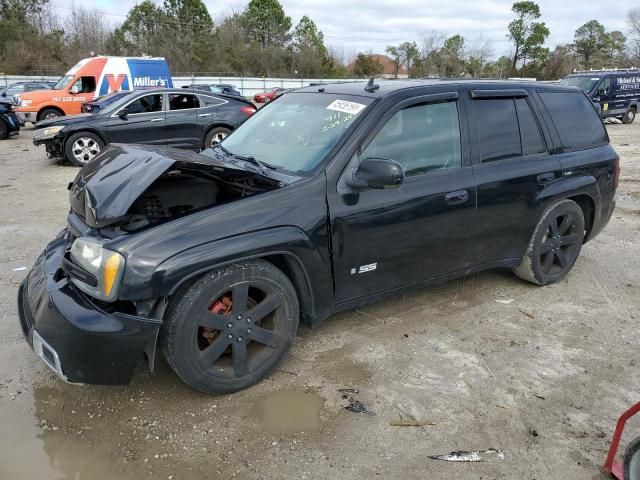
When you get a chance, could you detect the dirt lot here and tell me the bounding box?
[0,121,639,479]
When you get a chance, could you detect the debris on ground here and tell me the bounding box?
[428,449,505,462]
[389,419,436,427]
[494,298,514,305]
[518,308,536,319]
[339,388,375,416]
[12,266,26,271]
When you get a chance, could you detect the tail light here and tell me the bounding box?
[613,154,620,190]
[240,105,256,116]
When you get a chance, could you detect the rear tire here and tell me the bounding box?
[64,131,104,167]
[513,199,585,285]
[0,118,7,140]
[622,107,636,124]
[38,108,62,122]
[204,127,231,148]
[161,260,299,394]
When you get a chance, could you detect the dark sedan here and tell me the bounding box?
[32,88,257,166]
[0,81,52,100]
[183,84,243,96]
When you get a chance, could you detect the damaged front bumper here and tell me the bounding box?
[17,234,162,385]
[32,129,65,158]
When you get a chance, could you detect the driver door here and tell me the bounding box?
[328,94,477,303]
[105,93,166,145]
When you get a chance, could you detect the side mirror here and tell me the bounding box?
[118,108,128,119]
[345,158,404,190]
[1,92,5,97]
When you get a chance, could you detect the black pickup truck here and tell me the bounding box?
[18,79,618,394]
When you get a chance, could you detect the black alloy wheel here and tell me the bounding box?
[162,260,299,394]
[514,199,585,285]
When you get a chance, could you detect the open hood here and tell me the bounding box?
[69,144,289,229]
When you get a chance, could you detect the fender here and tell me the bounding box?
[536,174,601,239]
[536,174,600,206]
[62,126,108,145]
[146,226,333,320]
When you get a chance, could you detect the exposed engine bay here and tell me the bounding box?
[119,166,281,231]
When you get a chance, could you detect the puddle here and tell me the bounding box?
[259,390,324,434]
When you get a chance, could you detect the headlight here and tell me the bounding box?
[20,99,32,107]
[69,237,125,301]
[39,125,65,138]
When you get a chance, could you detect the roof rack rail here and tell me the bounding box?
[572,67,639,74]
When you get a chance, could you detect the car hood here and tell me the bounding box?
[35,113,97,129]
[68,144,295,228]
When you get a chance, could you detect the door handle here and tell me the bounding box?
[150,118,163,122]
[198,113,212,117]
[537,172,555,186]
[445,189,469,205]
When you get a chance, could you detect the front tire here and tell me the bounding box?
[624,437,640,480]
[622,107,636,124]
[38,108,62,121]
[513,199,585,285]
[64,131,104,167]
[161,260,299,394]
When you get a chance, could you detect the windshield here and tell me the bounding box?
[221,93,373,173]
[53,75,74,90]
[100,92,137,115]
[561,76,601,92]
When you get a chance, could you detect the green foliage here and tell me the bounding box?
[574,20,607,68]
[243,0,291,48]
[507,1,550,73]
[352,53,384,77]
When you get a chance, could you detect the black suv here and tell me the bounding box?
[18,80,618,393]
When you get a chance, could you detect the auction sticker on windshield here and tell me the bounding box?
[327,99,367,115]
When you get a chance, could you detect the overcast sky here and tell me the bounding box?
[53,0,634,59]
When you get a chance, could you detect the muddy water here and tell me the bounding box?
[259,390,324,434]
[0,385,130,480]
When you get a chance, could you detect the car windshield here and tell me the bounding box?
[560,76,600,92]
[94,91,130,106]
[221,92,373,173]
[100,92,138,115]
[53,75,74,90]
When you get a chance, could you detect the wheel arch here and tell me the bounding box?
[37,105,65,121]
[63,128,107,152]
[536,175,600,243]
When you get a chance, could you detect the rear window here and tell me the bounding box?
[538,91,608,151]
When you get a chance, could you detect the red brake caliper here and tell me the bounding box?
[202,295,232,344]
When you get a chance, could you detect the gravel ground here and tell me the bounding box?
[0,121,639,479]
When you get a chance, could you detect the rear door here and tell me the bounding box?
[105,92,166,145]
[329,92,477,302]
[467,89,562,265]
[165,92,201,150]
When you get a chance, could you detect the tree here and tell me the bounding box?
[293,15,326,56]
[352,53,383,77]
[107,1,164,56]
[441,34,465,76]
[574,20,607,69]
[507,1,550,73]
[243,0,291,49]
[385,41,418,78]
[629,8,640,61]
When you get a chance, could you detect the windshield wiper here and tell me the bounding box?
[213,144,276,175]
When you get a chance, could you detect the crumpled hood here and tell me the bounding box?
[68,144,286,228]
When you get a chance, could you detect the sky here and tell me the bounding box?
[52,0,635,60]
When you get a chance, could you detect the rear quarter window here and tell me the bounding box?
[538,91,608,151]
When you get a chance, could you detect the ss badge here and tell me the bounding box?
[351,263,377,275]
